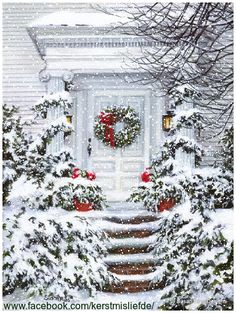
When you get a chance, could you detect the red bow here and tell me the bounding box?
[99,112,116,148]
[72,168,80,179]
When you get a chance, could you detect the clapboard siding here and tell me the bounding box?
[2,2,129,132]
[3,3,95,127]
[2,2,127,125]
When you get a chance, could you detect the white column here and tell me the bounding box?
[175,98,195,170]
[39,70,74,154]
[47,76,64,154]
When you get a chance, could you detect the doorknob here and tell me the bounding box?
[87,138,92,157]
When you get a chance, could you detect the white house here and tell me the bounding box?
[3,4,225,200]
[2,4,234,299]
[25,10,173,200]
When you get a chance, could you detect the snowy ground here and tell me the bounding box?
[3,205,233,310]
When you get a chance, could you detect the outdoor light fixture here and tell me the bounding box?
[162,111,174,131]
[66,115,73,124]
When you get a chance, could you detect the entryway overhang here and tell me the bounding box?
[27,11,160,77]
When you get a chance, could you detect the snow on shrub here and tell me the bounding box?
[3,104,28,204]
[129,86,233,310]
[151,202,233,310]
[4,93,107,211]
[3,207,114,300]
[182,167,233,217]
[129,86,233,212]
[33,91,72,119]
[9,175,106,211]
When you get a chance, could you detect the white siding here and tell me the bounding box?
[2,2,122,130]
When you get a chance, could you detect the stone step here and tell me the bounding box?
[107,233,156,249]
[106,229,156,239]
[105,253,157,265]
[109,263,155,275]
[108,246,152,255]
[104,215,159,225]
[105,202,144,211]
[104,280,164,293]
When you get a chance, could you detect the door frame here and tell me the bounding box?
[87,88,151,170]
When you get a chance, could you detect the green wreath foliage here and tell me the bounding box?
[94,106,141,148]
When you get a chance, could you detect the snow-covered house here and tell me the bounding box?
[3,3,231,200]
[3,4,234,303]
[25,10,171,200]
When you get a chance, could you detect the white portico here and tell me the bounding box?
[27,11,190,200]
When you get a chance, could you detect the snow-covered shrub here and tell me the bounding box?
[3,207,114,299]
[129,147,189,210]
[217,126,233,208]
[151,202,233,310]
[3,104,28,204]
[7,92,107,211]
[54,178,106,211]
[129,86,203,210]
[10,177,106,211]
[220,126,233,173]
[182,126,234,215]
[182,168,233,219]
[129,86,233,309]
[129,86,233,212]
[33,91,72,119]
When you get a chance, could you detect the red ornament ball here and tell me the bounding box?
[141,170,151,183]
[86,171,96,181]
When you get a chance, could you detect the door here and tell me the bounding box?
[87,89,150,201]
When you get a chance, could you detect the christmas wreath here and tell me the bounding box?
[94,106,141,148]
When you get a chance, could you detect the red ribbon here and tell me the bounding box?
[99,112,116,148]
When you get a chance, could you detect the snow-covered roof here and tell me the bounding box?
[29,11,129,27]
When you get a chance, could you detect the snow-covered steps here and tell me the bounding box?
[109,263,155,275]
[107,229,156,239]
[106,271,161,293]
[108,233,157,249]
[104,214,159,225]
[101,202,162,293]
[104,280,164,293]
[99,219,160,232]
[98,219,160,239]
[105,252,157,265]
[107,234,156,254]
[105,202,145,211]
[114,271,157,281]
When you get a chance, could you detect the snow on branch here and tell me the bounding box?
[33,91,73,119]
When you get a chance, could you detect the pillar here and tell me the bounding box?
[175,97,195,170]
[39,69,74,154]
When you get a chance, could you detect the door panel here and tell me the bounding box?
[88,90,149,200]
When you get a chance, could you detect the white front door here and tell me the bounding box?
[87,89,150,201]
